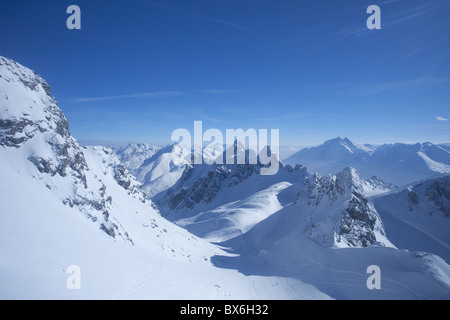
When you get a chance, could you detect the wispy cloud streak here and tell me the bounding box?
[141,0,252,32]
[197,89,241,94]
[70,91,182,103]
[310,77,450,97]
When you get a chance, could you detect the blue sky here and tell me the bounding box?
[1,0,449,146]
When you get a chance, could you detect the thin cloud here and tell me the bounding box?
[141,0,252,32]
[70,91,182,103]
[255,112,344,122]
[380,124,450,128]
[311,77,450,97]
[198,113,221,123]
[330,27,370,39]
[399,48,422,61]
[436,116,448,122]
[384,2,442,29]
[221,107,246,114]
[198,89,241,94]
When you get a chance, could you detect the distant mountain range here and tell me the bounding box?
[284,137,450,186]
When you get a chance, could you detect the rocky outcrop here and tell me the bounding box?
[426,176,450,217]
[0,56,156,241]
[302,168,387,248]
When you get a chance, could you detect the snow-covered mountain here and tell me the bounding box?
[117,143,193,198]
[114,143,160,172]
[155,159,309,242]
[2,56,450,300]
[150,146,450,298]
[215,173,450,299]
[154,145,398,245]
[297,167,392,248]
[374,174,450,262]
[1,56,333,300]
[285,137,450,186]
[114,142,246,198]
[440,143,450,152]
[0,56,155,242]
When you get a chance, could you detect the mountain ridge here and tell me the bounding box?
[285,137,450,186]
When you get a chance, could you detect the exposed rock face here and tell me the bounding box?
[426,176,450,217]
[0,56,88,186]
[401,175,450,218]
[340,191,377,247]
[302,168,386,248]
[160,164,257,211]
[0,56,156,241]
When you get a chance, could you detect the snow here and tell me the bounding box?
[373,175,450,263]
[114,143,160,172]
[125,144,192,198]
[218,197,450,299]
[0,55,330,300]
[285,138,450,186]
[1,55,450,300]
[418,151,450,173]
[0,158,327,299]
[175,182,292,242]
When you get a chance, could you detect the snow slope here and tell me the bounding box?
[213,173,450,299]
[176,182,293,242]
[155,160,450,299]
[155,158,310,241]
[118,144,192,198]
[285,137,450,186]
[374,175,450,263]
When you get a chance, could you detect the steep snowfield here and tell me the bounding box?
[1,144,330,299]
[176,182,292,242]
[285,137,450,186]
[0,56,331,300]
[374,175,450,263]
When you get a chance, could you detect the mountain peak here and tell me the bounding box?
[323,137,358,151]
[0,55,89,185]
[342,137,354,145]
[336,167,365,194]
[326,136,352,143]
